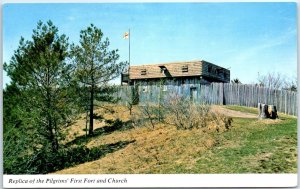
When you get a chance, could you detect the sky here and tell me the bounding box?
[3,2,297,86]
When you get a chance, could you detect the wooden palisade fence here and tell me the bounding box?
[115,83,297,116]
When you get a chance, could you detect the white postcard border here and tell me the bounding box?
[3,174,298,188]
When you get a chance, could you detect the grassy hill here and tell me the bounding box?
[53,105,297,174]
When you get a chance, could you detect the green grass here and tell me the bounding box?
[192,106,297,173]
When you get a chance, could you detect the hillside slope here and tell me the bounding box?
[53,105,297,174]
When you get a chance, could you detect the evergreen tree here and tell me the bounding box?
[3,82,35,173]
[4,20,75,153]
[71,24,127,135]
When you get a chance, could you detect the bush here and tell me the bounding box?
[162,95,232,131]
[127,103,161,129]
[206,112,233,132]
[163,98,209,129]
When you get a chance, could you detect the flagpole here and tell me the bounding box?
[128,28,131,69]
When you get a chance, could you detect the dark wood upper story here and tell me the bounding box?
[121,60,230,85]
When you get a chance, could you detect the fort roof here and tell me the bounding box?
[128,60,230,81]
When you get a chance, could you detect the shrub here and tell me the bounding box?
[206,112,233,132]
[126,94,233,132]
[162,96,209,129]
[162,95,232,131]
[125,102,162,129]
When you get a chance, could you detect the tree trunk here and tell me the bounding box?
[268,105,278,119]
[85,110,89,140]
[258,103,269,119]
[258,103,261,118]
[51,134,59,152]
[89,86,94,135]
[49,127,59,152]
[53,121,59,152]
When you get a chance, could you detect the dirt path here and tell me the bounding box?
[211,105,257,118]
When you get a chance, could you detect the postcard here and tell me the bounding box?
[2,1,298,188]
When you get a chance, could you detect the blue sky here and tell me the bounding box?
[3,2,297,85]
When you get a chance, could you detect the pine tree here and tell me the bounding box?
[4,20,75,153]
[71,24,127,135]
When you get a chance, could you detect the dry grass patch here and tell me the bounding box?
[55,123,216,174]
[241,152,273,170]
[55,102,235,174]
[63,115,105,144]
[255,119,283,124]
[63,105,136,144]
[211,105,257,118]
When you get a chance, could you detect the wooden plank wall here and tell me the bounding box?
[114,83,297,116]
[222,83,298,116]
[129,61,203,79]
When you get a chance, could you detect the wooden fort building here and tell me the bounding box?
[121,60,230,86]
